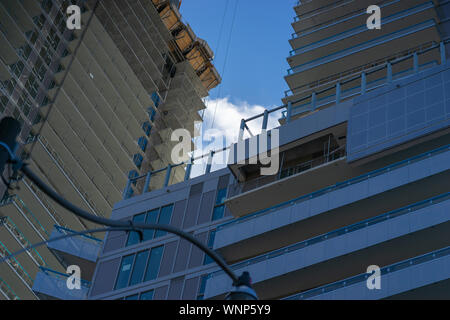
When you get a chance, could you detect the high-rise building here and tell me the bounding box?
[85,0,450,300]
[0,0,219,300]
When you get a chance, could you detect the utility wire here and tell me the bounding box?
[201,0,230,123]
[210,0,239,130]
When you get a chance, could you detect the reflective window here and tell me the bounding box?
[129,250,149,286]
[216,188,227,205]
[115,255,135,290]
[144,246,164,282]
[212,205,225,221]
[154,205,173,238]
[143,209,159,241]
[125,294,139,300]
[203,231,216,265]
[140,290,154,300]
[126,213,146,246]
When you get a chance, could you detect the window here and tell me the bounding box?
[203,230,216,265]
[143,209,159,241]
[196,275,208,300]
[126,213,146,246]
[142,121,152,136]
[151,92,160,108]
[129,250,150,286]
[133,154,143,169]
[138,137,148,152]
[154,204,173,238]
[144,246,164,282]
[125,294,139,300]
[115,254,135,290]
[148,108,156,122]
[212,188,227,221]
[140,290,154,300]
[126,204,174,247]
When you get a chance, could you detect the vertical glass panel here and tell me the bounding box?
[115,254,135,290]
[140,290,154,300]
[143,209,159,241]
[144,246,164,282]
[212,205,225,221]
[126,213,146,246]
[216,188,227,205]
[155,205,173,238]
[129,250,150,286]
[203,231,216,265]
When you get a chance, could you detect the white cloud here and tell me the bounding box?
[189,96,282,177]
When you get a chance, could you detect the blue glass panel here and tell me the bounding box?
[155,205,173,238]
[203,231,216,265]
[140,290,154,300]
[126,213,146,246]
[212,205,225,221]
[216,188,227,205]
[144,246,164,282]
[133,154,143,169]
[129,250,149,286]
[144,209,159,241]
[115,254,135,290]
[125,294,139,300]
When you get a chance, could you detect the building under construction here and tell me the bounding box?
[0,0,220,300]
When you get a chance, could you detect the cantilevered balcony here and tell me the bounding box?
[284,246,450,300]
[32,267,90,300]
[47,226,102,280]
[205,193,450,299]
[215,145,450,263]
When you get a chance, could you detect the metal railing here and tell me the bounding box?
[39,266,91,288]
[228,145,346,197]
[239,40,448,139]
[1,216,47,267]
[123,145,231,200]
[0,240,34,289]
[54,225,102,244]
[217,144,450,232]
[0,277,19,300]
[209,192,450,280]
[0,194,49,239]
[284,245,450,300]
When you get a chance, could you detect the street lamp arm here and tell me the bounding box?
[20,164,239,284]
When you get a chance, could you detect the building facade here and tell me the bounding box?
[0,0,219,300]
[85,0,450,300]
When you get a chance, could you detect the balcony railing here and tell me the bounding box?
[228,145,346,198]
[33,266,90,300]
[0,240,34,289]
[1,216,47,267]
[0,277,19,300]
[210,192,450,280]
[284,246,450,300]
[53,225,102,245]
[217,144,450,232]
[239,40,448,139]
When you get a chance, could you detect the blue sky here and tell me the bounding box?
[181,0,297,108]
[180,0,298,175]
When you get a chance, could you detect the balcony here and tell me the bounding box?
[284,246,450,300]
[47,226,102,280]
[32,267,90,300]
[216,144,450,262]
[205,193,450,299]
